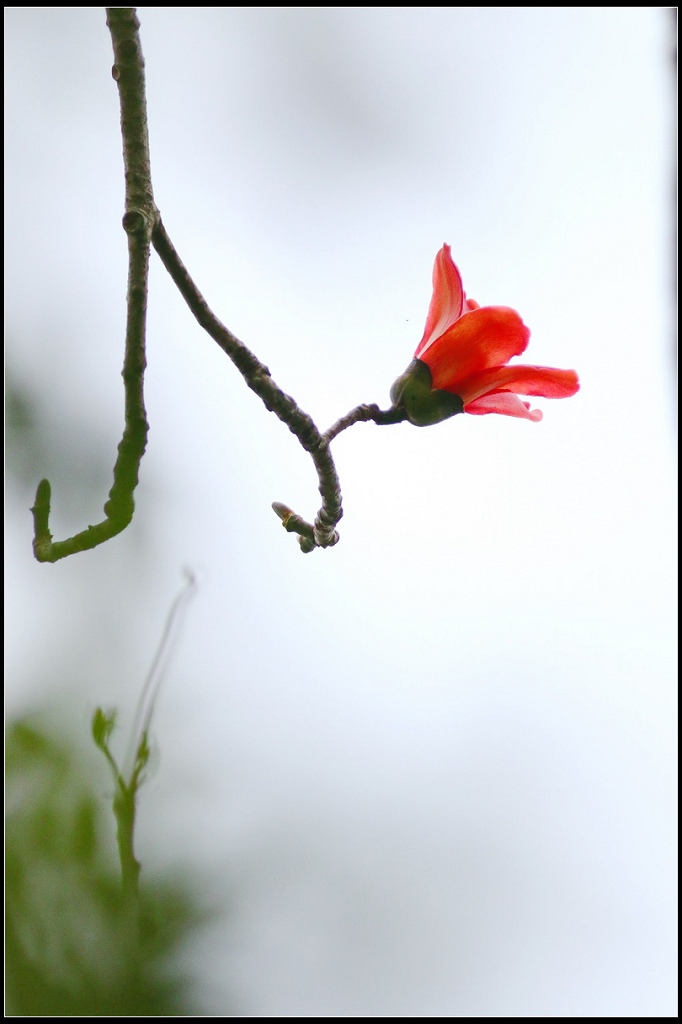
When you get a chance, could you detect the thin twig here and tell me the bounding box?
[124,569,197,781]
[153,216,410,549]
[323,404,407,444]
[31,8,155,563]
[152,218,343,550]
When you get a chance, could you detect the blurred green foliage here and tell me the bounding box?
[6,715,206,1016]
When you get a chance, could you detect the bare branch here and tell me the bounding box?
[31,8,408,560]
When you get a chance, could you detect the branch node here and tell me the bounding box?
[122,209,149,236]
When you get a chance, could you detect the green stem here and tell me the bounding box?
[32,8,154,563]
[113,777,141,906]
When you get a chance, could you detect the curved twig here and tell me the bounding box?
[151,219,345,551]
[152,220,409,551]
[32,8,155,563]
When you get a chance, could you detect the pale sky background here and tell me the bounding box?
[6,8,676,1016]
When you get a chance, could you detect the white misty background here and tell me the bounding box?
[6,8,676,1016]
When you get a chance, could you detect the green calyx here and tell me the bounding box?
[390,359,464,426]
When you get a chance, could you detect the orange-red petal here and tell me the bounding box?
[420,306,530,390]
[454,365,580,406]
[415,244,464,359]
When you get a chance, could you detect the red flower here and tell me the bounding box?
[391,245,579,426]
